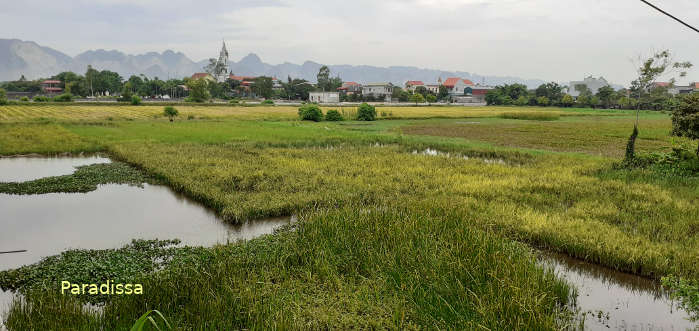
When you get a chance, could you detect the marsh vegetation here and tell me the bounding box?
[0,104,696,329]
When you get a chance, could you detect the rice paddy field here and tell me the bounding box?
[0,103,697,329]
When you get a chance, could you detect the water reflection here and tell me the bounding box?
[539,251,697,330]
[0,184,291,271]
[0,155,111,182]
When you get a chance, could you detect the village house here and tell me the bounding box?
[309,91,340,103]
[405,80,424,92]
[190,73,216,82]
[41,80,63,94]
[337,82,361,95]
[443,77,475,96]
[362,82,394,101]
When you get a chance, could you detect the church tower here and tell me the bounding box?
[214,40,229,82]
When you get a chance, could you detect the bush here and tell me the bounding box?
[560,94,574,107]
[672,93,699,155]
[52,93,73,102]
[33,96,49,102]
[298,104,323,122]
[618,140,699,176]
[229,99,239,104]
[536,96,550,106]
[131,95,141,105]
[163,106,179,122]
[356,103,376,121]
[325,109,344,121]
[514,96,529,106]
[20,96,29,102]
[0,88,6,105]
[261,100,274,105]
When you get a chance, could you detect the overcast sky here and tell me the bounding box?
[2,0,698,85]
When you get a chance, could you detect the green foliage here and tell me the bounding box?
[185,79,211,103]
[261,99,274,105]
[131,95,141,105]
[560,94,574,107]
[619,138,698,176]
[409,93,425,104]
[52,93,73,102]
[486,84,528,105]
[251,77,274,99]
[662,276,699,321]
[514,96,529,106]
[298,104,323,122]
[535,96,549,106]
[163,106,179,122]
[325,109,344,121]
[130,310,172,331]
[0,162,156,194]
[229,98,239,104]
[672,93,699,155]
[357,103,377,121]
[425,94,437,103]
[0,88,7,105]
[19,96,29,102]
[535,82,564,104]
[32,96,49,102]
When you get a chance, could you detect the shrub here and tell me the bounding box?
[356,103,376,121]
[672,93,699,156]
[618,140,699,176]
[560,94,574,107]
[261,100,274,105]
[536,96,550,106]
[52,93,73,102]
[0,88,6,105]
[325,109,344,121]
[20,96,29,102]
[298,104,323,122]
[163,106,179,122]
[33,96,49,102]
[131,95,142,105]
[229,99,239,104]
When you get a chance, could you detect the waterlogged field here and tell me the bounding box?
[0,105,697,329]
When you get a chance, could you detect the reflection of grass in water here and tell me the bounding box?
[0,162,156,194]
[662,276,699,321]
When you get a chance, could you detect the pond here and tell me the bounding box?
[540,251,696,330]
[0,156,293,320]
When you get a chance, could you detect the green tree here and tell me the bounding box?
[560,94,574,107]
[317,65,330,91]
[595,86,616,109]
[163,106,179,122]
[626,50,692,161]
[672,94,699,155]
[415,86,428,97]
[409,93,425,104]
[514,96,529,106]
[438,85,449,101]
[186,79,211,102]
[426,94,437,103]
[0,88,7,105]
[536,96,549,106]
[535,82,564,104]
[357,103,377,121]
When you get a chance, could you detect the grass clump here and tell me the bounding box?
[0,162,156,194]
[501,111,560,121]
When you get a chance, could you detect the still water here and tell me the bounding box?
[0,157,292,320]
[540,252,697,330]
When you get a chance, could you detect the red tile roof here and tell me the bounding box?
[343,81,360,86]
[229,75,257,81]
[443,78,474,87]
[694,82,699,89]
[653,82,670,87]
[406,80,424,86]
[42,80,61,84]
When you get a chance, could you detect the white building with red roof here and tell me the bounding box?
[443,77,475,96]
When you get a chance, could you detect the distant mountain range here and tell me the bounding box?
[1,38,553,88]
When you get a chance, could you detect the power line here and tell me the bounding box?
[639,0,699,34]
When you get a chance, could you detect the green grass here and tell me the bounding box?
[0,105,697,329]
[500,111,560,121]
